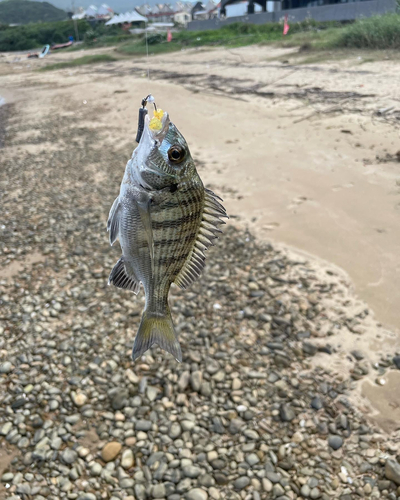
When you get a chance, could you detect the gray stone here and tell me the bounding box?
[61,448,77,464]
[185,488,208,500]
[266,472,280,483]
[50,437,62,450]
[311,396,323,410]
[17,484,31,495]
[135,484,146,500]
[0,362,12,374]
[190,371,203,392]
[154,462,168,480]
[169,422,181,439]
[120,477,135,488]
[91,462,102,476]
[279,404,295,422]
[229,418,244,434]
[153,484,166,498]
[234,476,250,490]
[0,422,12,436]
[301,485,310,497]
[177,478,192,492]
[17,437,29,448]
[272,484,285,496]
[351,350,364,361]
[2,472,14,482]
[136,419,152,431]
[178,371,190,391]
[310,487,321,499]
[183,466,201,478]
[111,389,128,410]
[328,435,343,450]
[77,495,97,500]
[246,453,260,466]
[385,459,400,485]
[198,473,214,487]
[393,356,400,370]
[200,381,212,397]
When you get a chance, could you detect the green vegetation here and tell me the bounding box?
[116,19,341,55]
[40,53,117,71]
[331,14,400,49]
[0,19,90,51]
[0,0,67,25]
[1,12,399,55]
[117,14,400,56]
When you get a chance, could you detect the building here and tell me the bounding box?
[188,0,397,29]
[174,10,191,26]
[192,0,218,19]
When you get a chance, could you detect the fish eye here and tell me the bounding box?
[168,145,185,164]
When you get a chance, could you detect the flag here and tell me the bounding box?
[167,29,172,42]
[283,15,289,36]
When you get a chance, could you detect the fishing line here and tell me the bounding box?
[145,22,150,80]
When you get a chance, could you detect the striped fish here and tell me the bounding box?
[107,105,228,362]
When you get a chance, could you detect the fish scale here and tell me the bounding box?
[107,104,227,362]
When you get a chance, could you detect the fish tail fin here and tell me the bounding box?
[132,308,182,362]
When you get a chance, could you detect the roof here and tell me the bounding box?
[105,10,147,25]
[97,4,113,16]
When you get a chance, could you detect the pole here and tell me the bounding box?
[72,0,80,42]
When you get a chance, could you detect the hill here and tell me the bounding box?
[0,0,67,25]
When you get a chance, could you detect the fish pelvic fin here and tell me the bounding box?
[108,257,140,294]
[132,308,182,362]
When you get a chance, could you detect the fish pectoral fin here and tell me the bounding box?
[137,197,154,275]
[132,309,182,362]
[108,257,140,294]
[174,187,228,290]
[107,196,121,246]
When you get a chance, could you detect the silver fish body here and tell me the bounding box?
[107,108,227,361]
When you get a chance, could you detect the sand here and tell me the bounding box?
[1,43,399,435]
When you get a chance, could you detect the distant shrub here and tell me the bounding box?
[84,29,97,45]
[332,14,400,49]
[0,20,90,51]
[146,33,166,45]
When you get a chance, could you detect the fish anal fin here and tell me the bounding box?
[108,257,140,294]
[174,188,228,290]
[107,197,121,246]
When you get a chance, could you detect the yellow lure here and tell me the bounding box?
[149,109,164,131]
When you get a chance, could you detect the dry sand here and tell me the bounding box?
[1,43,400,435]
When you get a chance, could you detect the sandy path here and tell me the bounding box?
[1,44,400,433]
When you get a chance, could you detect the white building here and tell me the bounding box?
[174,11,191,26]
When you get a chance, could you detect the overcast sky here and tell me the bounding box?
[32,0,189,13]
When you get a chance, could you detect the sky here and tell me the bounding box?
[30,0,191,13]
[4,0,276,17]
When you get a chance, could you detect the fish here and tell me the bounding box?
[107,100,228,362]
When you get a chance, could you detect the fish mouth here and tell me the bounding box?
[131,109,172,188]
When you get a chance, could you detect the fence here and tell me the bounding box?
[187,0,397,31]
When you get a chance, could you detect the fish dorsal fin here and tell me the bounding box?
[174,188,228,290]
[107,196,121,246]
